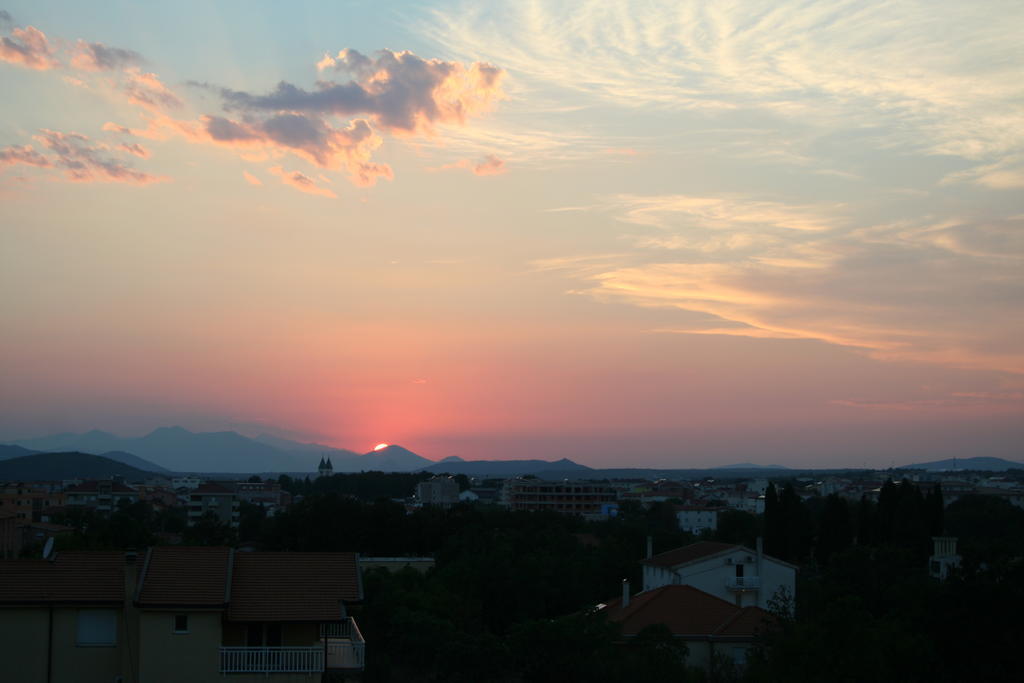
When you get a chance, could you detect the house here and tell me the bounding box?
[502,479,618,518]
[642,540,797,609]
[416,476,460,508]
[64,479,137,515]
[187,482,240,527]
[929,537,961,580]
[0,510,17,558]
[675,505,725,533]
[600,584,772,670]
[0,547,366,683]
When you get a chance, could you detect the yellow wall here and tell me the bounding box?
[137,610,222,683]
[0,607,49,683]
[50,606,127,683]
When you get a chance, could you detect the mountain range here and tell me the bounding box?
[901,456,1024,471]
[0,452,155,481]
[5,428,444,474]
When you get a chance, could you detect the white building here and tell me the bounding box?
[929,537,962,580]
[416,476,460,508]
[642,540,797,609]
[675,506,723,533]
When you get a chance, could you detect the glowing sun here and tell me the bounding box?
[373,443,389,451]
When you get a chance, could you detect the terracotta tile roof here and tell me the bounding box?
[0,551,125,604]
[602,585,770,639]
[65,480,137,493]
[642,542,739,568]
[136,546,231,607]
[193,482,235,495]
[227,552,361,622]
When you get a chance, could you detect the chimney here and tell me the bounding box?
[646,535,653,560]
[622,579,630,608]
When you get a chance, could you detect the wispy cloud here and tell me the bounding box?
[431,153,506,176]
[541,196,1024,374]
[268,165,337,198]
[0,24,58,70]
[428,0,1024,163]
[33,129,163,184]
[242,170,262,186]
[70,40,143,72]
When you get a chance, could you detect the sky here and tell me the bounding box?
[1,0,1022,468]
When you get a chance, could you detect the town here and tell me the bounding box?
[2,452,1022,682]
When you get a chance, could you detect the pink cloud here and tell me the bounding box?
[70,40,143,72]
[121,69,182,111]
[0,26,58,70]
[0,144,52,169]
[242,170,262,186]
[268,165,336,198]
[225,48,505,136]
[34,129,163,184]
[433,154,507,176]
[119,142,149,158]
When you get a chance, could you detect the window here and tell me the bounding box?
[77,609,117,646]
[174,614,189,633]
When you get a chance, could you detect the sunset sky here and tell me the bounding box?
[2,1,1022,467]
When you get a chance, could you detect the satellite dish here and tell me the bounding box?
[42,537,55,560]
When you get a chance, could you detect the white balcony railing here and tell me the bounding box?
[219,646,324,673]
[725,576,761,591]
[320,618,366,670]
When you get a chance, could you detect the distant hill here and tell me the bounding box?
[346,445,434,472]
[6,428,441,474]
[902,456,1024,471]
[0,444,38,461]
[0,452,154,481]
[10,427,308,473]
[719,462,789,470]
[422,458,591,476]
[97,450,171,474]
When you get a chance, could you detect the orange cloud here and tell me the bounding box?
[225,48,505,137]
[268,165,336,198]
[0,144,52,169]
[118,142,149,158]
[242,170,262,186]
[32,129,163,184]
[433,154,506,176]
[0,26,58,70]
[121,68,182,111]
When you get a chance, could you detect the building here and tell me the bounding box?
[675,506,724,533]
[642,540,797,609]
[601,584,772,671]
[0,547,366,683]
[0,482,66,522]
[186,482,240,528]
[64,479,137,515]
[929,536,962,580]
[416,476,460,508]
[0,510,17,558]
[317,456,334,478]
[234,480,291,515]
[502,479,618,517]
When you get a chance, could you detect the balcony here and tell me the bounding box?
[220,646,324,673]
[321,618,366,670]
[725,576,761,591]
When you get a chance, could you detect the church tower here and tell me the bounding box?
[318,455,333,478]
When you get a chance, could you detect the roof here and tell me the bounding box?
[65,480,136,493]
[643,541,800,571]
[0,551,125,604]
[227,552,360,622]
[602,585,771,639]
[192,482,234,495]
[136,546,232,607]
[642,542,739,568]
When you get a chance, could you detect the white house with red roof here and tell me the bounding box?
[642,540,797,609]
